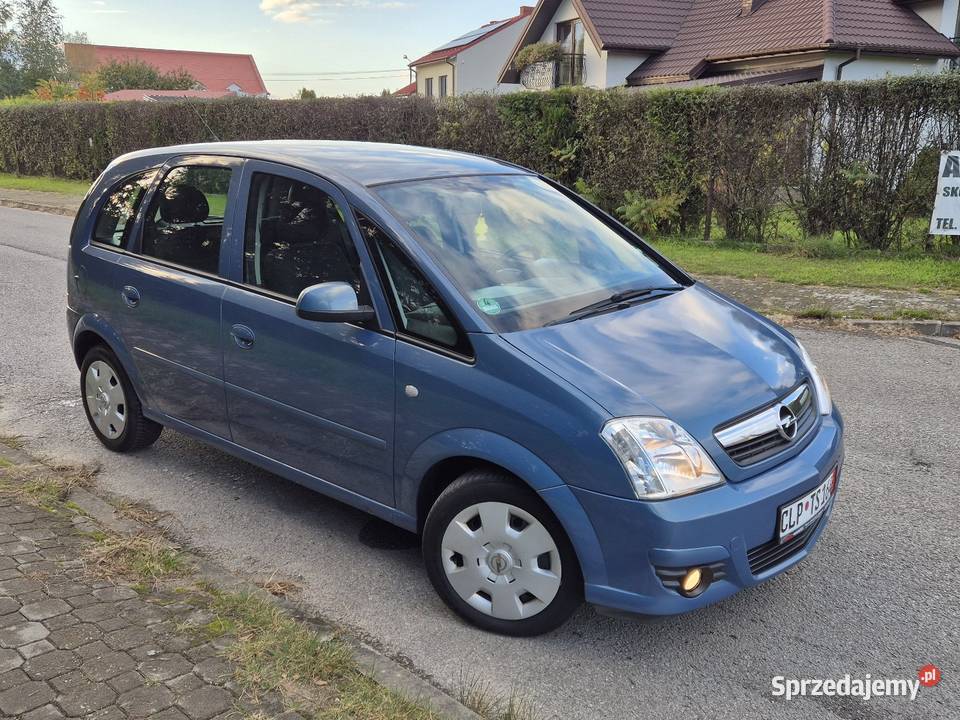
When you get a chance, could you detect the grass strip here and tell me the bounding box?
[0,172,89,196]
[653,239,960,292]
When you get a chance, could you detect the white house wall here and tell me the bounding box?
[605,51,648,87]
[911,0,960,35]
[821,52,943,81]
[537,0,607,87]
[458,21,526,94]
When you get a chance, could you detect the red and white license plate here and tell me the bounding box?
[777,469,837,543]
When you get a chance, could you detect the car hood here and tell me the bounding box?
[503,284,804,442]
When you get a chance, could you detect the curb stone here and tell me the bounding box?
[0,198,77,217]
[1,444,483,720]
[844,319,958,337]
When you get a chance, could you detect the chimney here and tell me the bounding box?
[519,5,535,17]
[741,0,766,15]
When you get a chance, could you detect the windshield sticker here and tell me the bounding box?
[477,297,502,315]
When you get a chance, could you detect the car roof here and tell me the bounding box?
[117,140,531,187]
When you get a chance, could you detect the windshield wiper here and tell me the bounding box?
[545,285,684,327]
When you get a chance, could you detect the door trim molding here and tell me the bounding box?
[225,381,387,450]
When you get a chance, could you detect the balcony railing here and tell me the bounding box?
[520,54,586,91]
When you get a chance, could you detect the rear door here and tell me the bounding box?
[220,162,396,504]
[106,156,242,438]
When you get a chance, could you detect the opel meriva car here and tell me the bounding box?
[68,141,843,636]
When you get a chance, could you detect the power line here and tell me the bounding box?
[263,68,409,77]
[267,76,409,83]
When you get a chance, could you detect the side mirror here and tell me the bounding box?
[295,282,376,324]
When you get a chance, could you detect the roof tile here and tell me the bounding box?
[65,44,268,95]
[628,0,960,82]
[581,0,694,50]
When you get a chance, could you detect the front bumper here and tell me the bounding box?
[542,410,844,616]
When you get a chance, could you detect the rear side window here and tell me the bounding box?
[357,212,469,356]
[243,172,367,301]
[141,166,232,275]
[92,171,156,248]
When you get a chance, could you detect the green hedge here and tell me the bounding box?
[3,75,960,251]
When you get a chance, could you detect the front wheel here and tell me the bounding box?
[423,471,582,636]
[80,345,162,452]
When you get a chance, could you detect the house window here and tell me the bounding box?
[424,77,434,97]
[555,19,585,86]
[439,75,448,98]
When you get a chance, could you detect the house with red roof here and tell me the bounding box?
[499,0,960,90]
[407,6,535,96]
[64,43,268,101]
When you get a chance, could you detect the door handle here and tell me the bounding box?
[121,286,140,308]
[231,324,255,349]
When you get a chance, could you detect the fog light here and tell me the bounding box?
[680,568,703,594]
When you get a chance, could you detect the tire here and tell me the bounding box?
[80,345,162,452]
[423,470,582,636]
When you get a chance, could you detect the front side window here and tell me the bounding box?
[439,75,448,98]
[92,171,156,248]
[356,212,467,354]
[141,165,232,274]
[244,173,366,301]
[374,174,678,332]
[424,77,434,97]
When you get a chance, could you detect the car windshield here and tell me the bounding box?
[375,174,680,332]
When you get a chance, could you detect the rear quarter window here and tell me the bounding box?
[92,171,157,248]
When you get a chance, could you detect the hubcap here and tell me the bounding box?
[84,360,127,439]
[441,501,562,620]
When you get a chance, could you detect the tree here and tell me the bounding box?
[0,1,21,97]
[296,87,316,100]
[13,0,64,90]
[95,58,197,92]
[63,29,87,44]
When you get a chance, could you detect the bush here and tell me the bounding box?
[513,42,563,70]
[616,191,683,236]
[1,76,959,255]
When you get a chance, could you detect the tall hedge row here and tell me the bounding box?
[2,75,960,249]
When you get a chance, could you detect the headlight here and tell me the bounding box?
[796,342,832,415]
[600,418,724,500]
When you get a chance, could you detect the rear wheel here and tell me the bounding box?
[81,346,162,452]
[423,471,582,636]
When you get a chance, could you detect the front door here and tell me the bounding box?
[221,163,396,504]
[98,157,241,438]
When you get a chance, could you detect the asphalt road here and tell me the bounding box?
[1,206,957,720]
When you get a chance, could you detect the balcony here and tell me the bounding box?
[520,54,585,91]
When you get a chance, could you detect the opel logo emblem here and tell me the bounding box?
[491,554,507,574]
[777,404,799,441]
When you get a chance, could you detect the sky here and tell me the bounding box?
[56,0,529,97]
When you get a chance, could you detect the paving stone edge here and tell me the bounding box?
[0,198,77,217]
[0,442,482,720]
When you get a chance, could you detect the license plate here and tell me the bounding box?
[777,470,836,543]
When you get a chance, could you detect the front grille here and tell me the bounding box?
[716,384,816,466]
[747,515,822,575]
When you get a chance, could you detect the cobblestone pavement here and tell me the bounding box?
[0,497,285,720]
[702,274,960,318]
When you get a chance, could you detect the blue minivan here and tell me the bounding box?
[68,141,843,636]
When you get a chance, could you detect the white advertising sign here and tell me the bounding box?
[931,151,960,235]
